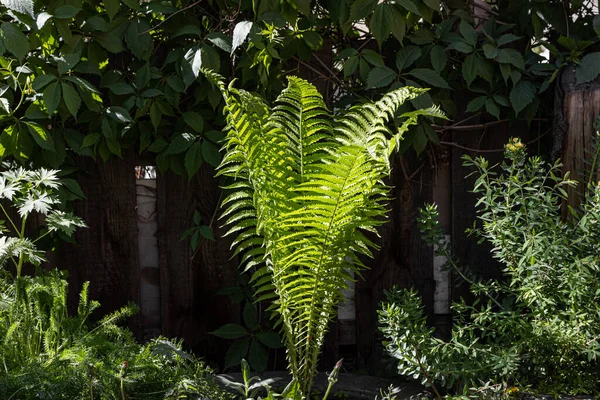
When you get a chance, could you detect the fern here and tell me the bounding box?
[206,70,445,396]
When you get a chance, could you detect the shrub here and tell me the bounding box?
[0,166,230,399]
[379,139,600,397]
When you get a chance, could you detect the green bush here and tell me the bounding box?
[0,272,231,399]
[0,167,230,399]
[379,139,600,398]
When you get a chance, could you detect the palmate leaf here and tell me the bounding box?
[16,189,58,216]
[206,69,444,396]
[0,236,43,268]
[46,210,87,236]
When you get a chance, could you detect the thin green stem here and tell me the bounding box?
[33,229,52,244]
[15,216,27,277]
[0,203,20,234]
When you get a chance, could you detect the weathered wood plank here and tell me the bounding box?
[354,153,434,373]
[157,165,239,366]
[56,152,141,335]
[560,67,600,216]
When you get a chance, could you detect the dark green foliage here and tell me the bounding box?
[213,275,284,373]
[2,0,597,169]
[379,139,600,397]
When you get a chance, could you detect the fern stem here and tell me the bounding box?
[15,215,27,278]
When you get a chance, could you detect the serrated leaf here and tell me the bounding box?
[462,53,477,86]
[243,302,259,331]
[32,75,57,91]
[166,133,196,155]
[54,5,81,19]
[389,5,406,42]
[423,0,439,9]
[184,46,203,78]
[482,43,498,59]
[232,21,253,54]
[141,89,163,98]
[407,68,450,89]
[1,23,29,61]
[510,80,536,114]
[36,12,52,29]
[500,63,511,84]
[136,63,150,89]
[430,45,447,72]
[343,55,359,77]
[24,122,54,151]
[43,82,62,115]
[349,0,377,21]
[104,0,119,20]
[126,19,153,60]
[594,15,600,37]
[202,140,221,167]
[82,133,101,148]
[95,32,124,53]
[367,66,397,88]
[495,48,524,70]
[256,331,283,349]
[413,125,428,155]
[166,75,185,93]
[173,25,203,38]
[122,0,141,11]
[148,137,167,153]
[362,49,384,67]
[183,112,204,133]
[150,102,161,130]
[446,40,473,54]
[61,82,81,117]
[184,141,204,178]
[493,94,509,107]
[206,32,232,53]
[497,34,521,47]
[485,98,500,119]
[302,31,322,50]
[204,130,225,144]
[576,52,600,85]
[211,323,247,339]
[396,0,420,15]
[459,20,478,46]
[1,0,33,17]
[290,0,310,15]
[369,3,392,46]
[61,178,86,199]
[248,340,267,372]
[395,46,421,72]
[106,106,132,123]
[224,339,250,369]
[107,83,135,95]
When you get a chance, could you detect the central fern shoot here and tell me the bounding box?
[208,71,444,396]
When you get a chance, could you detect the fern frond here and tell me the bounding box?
[207,71,445,396]
[269,76,331,183]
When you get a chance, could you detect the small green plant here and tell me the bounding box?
[0,166,230,399]
[216,358,343,400]
[0,166,86,277]
[206,69,444,396]
[181,208,215,257]
[213,275,284,372]
[379,138,600,397]
[216,359,284,399]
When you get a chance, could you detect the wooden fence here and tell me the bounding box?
[49,113,545,374]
